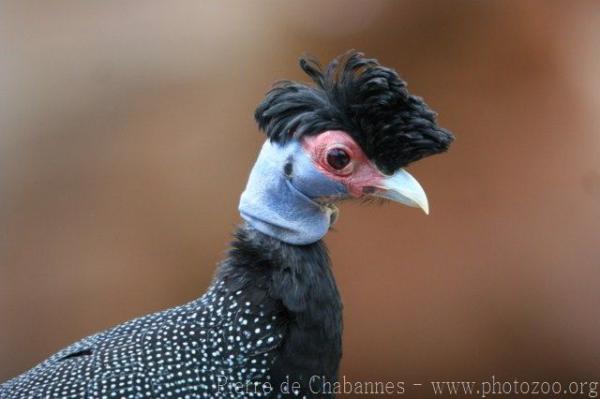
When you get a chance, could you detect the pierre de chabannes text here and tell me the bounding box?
[217,375,599,397]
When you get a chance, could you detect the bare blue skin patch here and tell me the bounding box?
[239,140,347,245]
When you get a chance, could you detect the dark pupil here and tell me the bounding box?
[326,148,350,170]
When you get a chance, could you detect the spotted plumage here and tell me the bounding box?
[0,227,341,398]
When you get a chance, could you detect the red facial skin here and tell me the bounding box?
[302,130,385,198]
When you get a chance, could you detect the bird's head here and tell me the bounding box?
[239,51,454,245]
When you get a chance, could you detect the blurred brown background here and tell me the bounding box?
[1,0,600,396]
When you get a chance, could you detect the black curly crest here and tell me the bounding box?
[255,50,454,174]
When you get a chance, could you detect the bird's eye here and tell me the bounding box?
[326,148,351,170]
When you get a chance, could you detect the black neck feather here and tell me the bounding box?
[216,225,343,397]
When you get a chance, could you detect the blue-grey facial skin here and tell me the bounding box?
[238,140,347,245]
[286,140,347,201]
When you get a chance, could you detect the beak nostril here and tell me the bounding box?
[362,186,376,194]
[370,168,429,214]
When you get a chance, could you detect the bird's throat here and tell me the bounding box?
[238,140,335,245]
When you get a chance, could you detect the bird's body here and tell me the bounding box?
[1,51,452,398]
[0,227,341,398]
